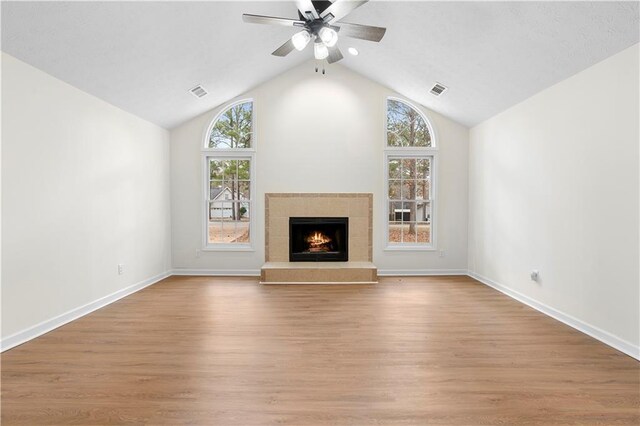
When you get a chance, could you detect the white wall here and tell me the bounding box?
[171,62,469,274]
[468,45,639,357]
[1,53,172,344]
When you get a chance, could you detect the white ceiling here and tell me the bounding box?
[2,1,638,129]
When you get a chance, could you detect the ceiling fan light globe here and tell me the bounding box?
[291,30,311,51]
[314,41,329,60]
[318,27,338,47]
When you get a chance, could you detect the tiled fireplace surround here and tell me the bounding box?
[261,193,377,284]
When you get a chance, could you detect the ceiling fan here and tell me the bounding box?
[242,0,386,64]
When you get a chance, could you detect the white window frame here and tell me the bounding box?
[384,97,438,251]
[201,98,256,251]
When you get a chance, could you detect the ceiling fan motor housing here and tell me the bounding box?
[298,0,333,21]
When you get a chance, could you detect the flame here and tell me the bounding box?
[306,231,331,247]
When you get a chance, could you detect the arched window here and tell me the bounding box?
[207,101,253,149]
[387,99,433,148]
[385,98,437,249]
[202,100,255,250]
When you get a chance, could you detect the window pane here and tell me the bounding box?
[237,181,250,200]
[402,201,416,222]
[388,180,401,200]
[416,158,431,179]
[416,222,430,244]
[209,180,223,200]
[388,159,401,179]
[416,178,430,200]
[208,101,253,149]
[402,222,418,243]
[388,211,401,243]
[208,220,223,243]
[386,99,432,148]
[388,225,399,243]
[390,202,408,223]
[401,179,416,200]
[238,203,251,243]
[389,201,399,221]
[401,158,416,179]
[239,202,251,221]
[417,201,431,223]
[417,200,431,244]
[237,159,250,177]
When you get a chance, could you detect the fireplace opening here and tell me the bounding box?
[289,217,348,262]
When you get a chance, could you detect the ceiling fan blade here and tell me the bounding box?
[320,0,369,23]
[337,22,386,42]
[242,14,305,27]
[295,0,319,20]
[272,39,296,57]
[327,45,344,64]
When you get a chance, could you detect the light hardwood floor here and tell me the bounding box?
[2,276,638,425]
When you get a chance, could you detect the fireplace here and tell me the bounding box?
[289,217,348,262]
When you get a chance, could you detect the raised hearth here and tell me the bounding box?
[261,261,377,285]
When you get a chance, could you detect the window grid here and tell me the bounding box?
[385,97,436,249]
[207,157,252,246]
[202,99,255,250]
[387,156,432,245]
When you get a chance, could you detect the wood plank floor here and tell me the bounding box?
[2,276,638,425]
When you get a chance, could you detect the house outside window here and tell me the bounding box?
[202,100,255,250]
[385,97,437,250]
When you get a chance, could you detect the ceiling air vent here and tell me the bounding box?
[189,85,208,98]
[430,83,448,97]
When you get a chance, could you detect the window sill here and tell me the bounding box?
[384,245,436,252]
[201,245,255,252]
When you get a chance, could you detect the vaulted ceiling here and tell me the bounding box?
[2,1,638,129]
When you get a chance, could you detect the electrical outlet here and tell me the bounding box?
[118,264,125,275]
[530,270,539,282]
[195,249,201,258]
[439,249,446,258]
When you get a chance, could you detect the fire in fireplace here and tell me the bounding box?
[289,217,348,262]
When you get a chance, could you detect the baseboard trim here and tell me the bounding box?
[378,269,468,276]
[468,271,640,361]
[171,268,466,277]
[171,269,261,276]
[0,271,171,353]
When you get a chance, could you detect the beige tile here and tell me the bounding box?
[269,237,289,262]
[269,200,288,218]
[349,237,369,261]
[349,199,369,218]
[350,217,368,239]
[330,198,349,216]
[304,197,328,216]
[262,266,376,283]
[270,217,288,238]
